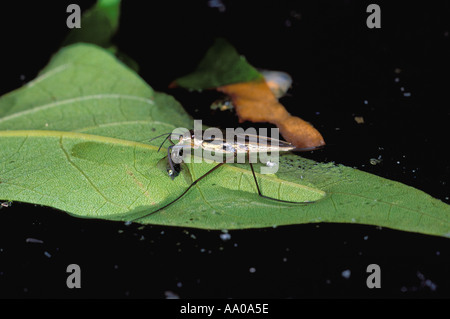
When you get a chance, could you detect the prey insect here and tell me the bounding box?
[133,130,320,221]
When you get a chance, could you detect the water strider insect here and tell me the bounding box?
[132,130,321,221]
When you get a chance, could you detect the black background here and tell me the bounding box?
[0,1,449,300]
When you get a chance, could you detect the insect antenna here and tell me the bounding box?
[291,145,325,152]
[148,132,183,152]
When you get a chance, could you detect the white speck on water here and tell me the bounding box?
[397,161,401,164]
[26,238,44,244]
[220,233,231,241]
[160,231,165,235]
[400,286,408,292]
[266,161,277,167]
[249,267,256,273]
[177,282,182,288]
[364,235,369,240]
[200,248,205,253]
[20,74,26,81]
[325,279,331,284]
[282,257,287,262]
[417,271,437,291]
[436,251,440,256]
[165,290,180,299]
[207,0,226,12]
[341,269,351,279]
[403,92,411,97]
[124,221,132,226]
[233,243,238,247]
[364,100,368,105]
[370,158,382,165]
[425,279,437,291]
[44,251,52,258]
[400,87,405,92]
[394,77,400,82]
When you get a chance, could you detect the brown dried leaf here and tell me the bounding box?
[217,81,325,149]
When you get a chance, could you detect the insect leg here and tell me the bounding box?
[132,156,233,222]
[248,160,315,205]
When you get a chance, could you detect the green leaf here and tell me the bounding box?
[173,38,264,90]
[62,0,121,48]
[0,43,192,132]
[276,154,450,238]
[0,44,449,237]
[61,0,139,72]
[0,130,325,225]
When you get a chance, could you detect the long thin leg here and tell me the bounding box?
[157,134,175,152]
[132,160,229,222]
[248,161,315,204]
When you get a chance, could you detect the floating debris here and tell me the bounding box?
[0,201,12,209]
[26,238,44,244]
[207,0,226,12]
[417,271,437,291]
[164,290,180,299]
[220,233,231,241]
[354,116,365,124]
[259,69,293,99]
[211,97,234,111]
[370,158,383,165]
[341,269,351,279]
